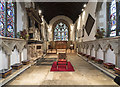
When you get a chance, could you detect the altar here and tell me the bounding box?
[47,41,75,54]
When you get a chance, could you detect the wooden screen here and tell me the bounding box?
[55,41,67,49]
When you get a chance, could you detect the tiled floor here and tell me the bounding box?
[5,53,118,86]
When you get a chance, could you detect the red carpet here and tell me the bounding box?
[50,61,75,72]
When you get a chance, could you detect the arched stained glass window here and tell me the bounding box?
[0,0,6,36]
[0,0,15,37]
[109,0,116,37]
[54,22,69,41]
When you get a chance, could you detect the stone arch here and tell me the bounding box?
[105,44,116,64]
[12,45,19,52]
[49,15,73,26]
[96,44,103,60]
[49,15,73,41]
[96,44,102,51]
[105,44,114,52]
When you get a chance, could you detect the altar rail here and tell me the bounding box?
[77,36,120,68]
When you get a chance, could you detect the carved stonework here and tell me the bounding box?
[78,37,120,67]
[16,41,27,52]
[29,27,41,41]
[27,44,43,60]
[25,2,32,8]
[0,38,26,55]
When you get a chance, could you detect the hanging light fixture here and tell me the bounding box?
[83,4,87,7]
[38,10,42,15]
[82,9,84,11]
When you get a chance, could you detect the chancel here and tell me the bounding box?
[0,0,120,86]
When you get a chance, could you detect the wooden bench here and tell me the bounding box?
[114,67,120,74]
[0,69,12,78]
[94,59,103,64]
[22,60,30,65]
[11,63,23,70]
[103,63,115,69]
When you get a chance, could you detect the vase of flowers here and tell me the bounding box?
[17,29,29,40]
[95,27,105,39]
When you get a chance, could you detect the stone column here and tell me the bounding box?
[95,50,97,58]
[115,53,120,68]
[19,52,22,62]
[86,48,87,54]
[90,49,92,56]
[103,51,106,62]
[117,38,120,68]
[117,53,120,68]
[8,54,11,69]
[79,46,81,53]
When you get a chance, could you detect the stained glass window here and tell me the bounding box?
[0,0,15,37]
[109,0,116,37]
[54,22,68,41]
[0,0,6,36]
[7,1,15,37]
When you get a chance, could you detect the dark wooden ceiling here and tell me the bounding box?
[36,2,87,24]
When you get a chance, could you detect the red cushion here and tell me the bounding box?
[58,59,67,62]
[58,68,66,71]
[58,62,67,65]
[58,65,66,70]
[114,67,120,70]
[104,63,115,66]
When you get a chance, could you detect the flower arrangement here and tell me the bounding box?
[95,27,105,39]
[17,29,29,40]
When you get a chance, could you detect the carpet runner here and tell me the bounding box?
[50,61,75,72]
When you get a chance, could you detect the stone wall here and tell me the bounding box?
[75,2,97,42]
[17,2,28,32]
